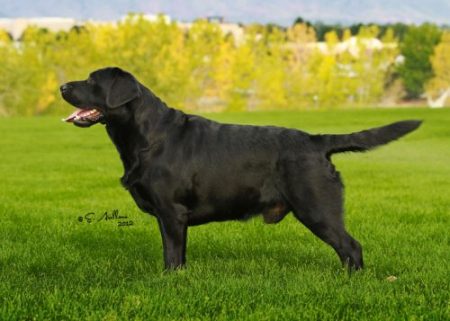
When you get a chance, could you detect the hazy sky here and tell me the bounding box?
[0,0,449,25]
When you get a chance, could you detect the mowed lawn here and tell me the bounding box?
[0,108,449,321]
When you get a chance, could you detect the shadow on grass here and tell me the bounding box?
[63,222,340,280]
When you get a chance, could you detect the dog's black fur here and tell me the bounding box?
[60,67,421,270]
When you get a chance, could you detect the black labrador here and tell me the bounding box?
[60,67,421,271]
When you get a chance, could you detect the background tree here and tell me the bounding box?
[252,25,288,110]
[397,23,442,99]
[286,23,317,108]
[227,30,256,111]
[426,31,450,104]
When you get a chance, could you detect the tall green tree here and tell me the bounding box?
[398,23,442,99]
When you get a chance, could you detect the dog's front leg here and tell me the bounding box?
[156,206,188,270]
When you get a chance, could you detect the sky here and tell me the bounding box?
[0,0,449,25]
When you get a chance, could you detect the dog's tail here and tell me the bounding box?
[314,120,422,158]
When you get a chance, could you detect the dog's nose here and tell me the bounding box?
[60,84,71,93]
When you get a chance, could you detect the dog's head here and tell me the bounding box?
[60,67,140,127]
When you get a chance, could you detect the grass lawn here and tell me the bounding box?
[0,108,449,320]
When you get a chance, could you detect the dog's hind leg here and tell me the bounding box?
[297,212,364,271]
[283,164,363,270]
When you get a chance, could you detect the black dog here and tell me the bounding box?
[60,67,421,270]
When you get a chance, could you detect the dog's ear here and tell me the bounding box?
[106,68,140,108]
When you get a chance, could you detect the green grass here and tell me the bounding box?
[0,108,449,320]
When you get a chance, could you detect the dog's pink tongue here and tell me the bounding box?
[62,108,82,122]
[62,108,97,122]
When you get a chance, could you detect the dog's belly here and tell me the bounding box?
[186,180,290,226]
[187,200,290,226]
[188,199,261,225]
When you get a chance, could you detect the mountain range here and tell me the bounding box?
[1,0,449,25]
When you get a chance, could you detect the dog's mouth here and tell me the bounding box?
[62,108,105,127]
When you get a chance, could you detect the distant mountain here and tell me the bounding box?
[1,0,449,25]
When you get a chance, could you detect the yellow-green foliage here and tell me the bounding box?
[0,15,402,115]
[427,31,450,99]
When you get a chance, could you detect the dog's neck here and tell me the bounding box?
[105,86,187,187]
